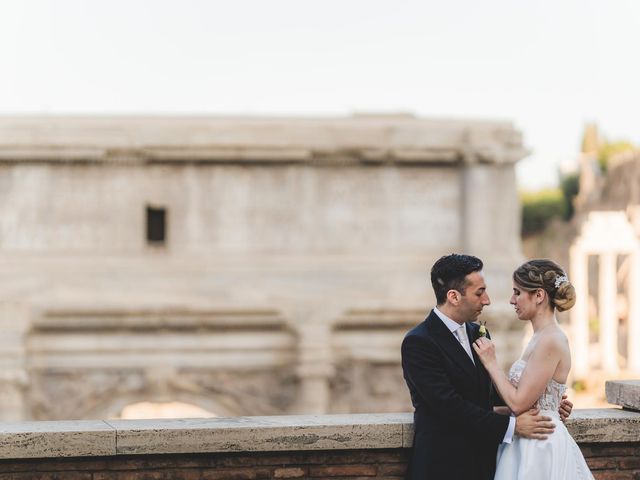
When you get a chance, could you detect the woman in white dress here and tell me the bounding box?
[472,259,593,480]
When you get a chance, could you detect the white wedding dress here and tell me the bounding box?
[494,360,594,480]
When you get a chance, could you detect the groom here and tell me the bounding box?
[401,254,563,480]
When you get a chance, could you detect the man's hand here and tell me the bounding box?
[559,394,573,422]
[515,408,555,440]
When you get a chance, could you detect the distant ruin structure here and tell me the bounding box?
[570,144,640,378]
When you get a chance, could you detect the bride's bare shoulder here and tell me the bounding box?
[538,326,570,353]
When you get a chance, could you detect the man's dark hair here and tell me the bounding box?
[430,254,483,305]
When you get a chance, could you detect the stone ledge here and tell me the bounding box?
[0,116,527,165]
[566,408,640,443]
[0,409,637,459]
[107,413,409,456]
[0,420,115,459]
[605,380,640,411]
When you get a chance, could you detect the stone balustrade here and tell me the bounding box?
[0,407,639,479]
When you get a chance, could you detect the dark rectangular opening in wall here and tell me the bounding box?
[146,206,167,245]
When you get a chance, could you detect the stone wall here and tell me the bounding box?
[0,410,638,479]
[0,164,462,254]
[0,115,528,420]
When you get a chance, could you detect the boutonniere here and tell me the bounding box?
[478,320,487,337]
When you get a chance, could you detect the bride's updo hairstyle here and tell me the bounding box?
[512,259,576,312]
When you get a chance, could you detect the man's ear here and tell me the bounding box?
[446,289,459,306]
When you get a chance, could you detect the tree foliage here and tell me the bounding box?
[520,189,566,237]
[597,140,635,172]
[520,135,635,237]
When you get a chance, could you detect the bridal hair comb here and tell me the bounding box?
[554,274,569,289]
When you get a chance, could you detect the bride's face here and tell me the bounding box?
[510,282,538,320]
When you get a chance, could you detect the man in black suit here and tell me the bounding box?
[402,254,560,480]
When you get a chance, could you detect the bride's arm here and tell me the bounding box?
[473,336,562,415]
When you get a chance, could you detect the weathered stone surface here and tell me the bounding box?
[0,116,527,165]
[107,413,408,455]
[0,410,638,459]
[605,380,640,411]
[565,408,640,443]
[0,420,115,458]
[402,416,414,448]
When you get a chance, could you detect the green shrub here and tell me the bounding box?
[560,173,579,220]
[521,189,566,236]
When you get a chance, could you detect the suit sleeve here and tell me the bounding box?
[402,334,509,444]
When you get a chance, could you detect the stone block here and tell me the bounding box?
[605,380,640,411]
[0,420,115,459]
[402,419,414,448]
[107,413,407,456]
[566,408,640,443]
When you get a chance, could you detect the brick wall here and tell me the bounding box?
[0,444,637,479]
[582,443,640,480]
[0,449,408,479]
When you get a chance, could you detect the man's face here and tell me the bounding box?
[456,271,491,321]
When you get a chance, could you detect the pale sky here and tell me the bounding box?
[1,0,639,189]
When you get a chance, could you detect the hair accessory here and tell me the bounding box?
[554,274,569,288]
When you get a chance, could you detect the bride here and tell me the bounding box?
[472,259,593,480]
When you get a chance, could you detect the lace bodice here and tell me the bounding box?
[508,359,567,412]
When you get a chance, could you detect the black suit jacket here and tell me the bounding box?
[401,310,510,480]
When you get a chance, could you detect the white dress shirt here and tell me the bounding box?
[433,307,515,444]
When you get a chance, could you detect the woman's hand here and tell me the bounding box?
[472,336,498,368]
[559,394,573,422]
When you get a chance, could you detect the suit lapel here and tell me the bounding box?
[466,322,487,379]
[467,323,481,367]
[428,311,477,379]
[468,323,494,395]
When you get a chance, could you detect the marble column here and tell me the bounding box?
[295,323,334,414]
[599,252,619,372]
[460,163,523,314]
[0,303,29,421]
[461,163,521,260]
[570,245,590,378]
[628,252,640,371]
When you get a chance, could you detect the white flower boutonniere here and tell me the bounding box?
[478,320,487,337]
